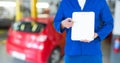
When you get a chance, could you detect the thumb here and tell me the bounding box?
[66,18,72,22]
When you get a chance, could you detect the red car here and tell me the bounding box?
[6,17,66,63]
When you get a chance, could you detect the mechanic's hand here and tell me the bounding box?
[61,18,74,29]
[80,33,98,43]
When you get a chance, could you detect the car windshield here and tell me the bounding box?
[12,21,46,33]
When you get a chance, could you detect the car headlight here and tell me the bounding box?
[26,43,44,50]
[37,35,47,42]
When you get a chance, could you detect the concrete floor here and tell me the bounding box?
[0,29,117,63]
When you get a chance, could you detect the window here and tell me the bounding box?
[12,21,46,33]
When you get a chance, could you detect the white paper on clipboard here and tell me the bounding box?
[71,12,95,41]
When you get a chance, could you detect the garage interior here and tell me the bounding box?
[0,0,120,63]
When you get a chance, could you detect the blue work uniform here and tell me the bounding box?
[54,0,113,63]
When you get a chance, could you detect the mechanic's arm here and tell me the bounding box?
[54,2,73,33]
[97,0,114,41]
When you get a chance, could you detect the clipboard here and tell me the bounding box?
[71,12,95,41]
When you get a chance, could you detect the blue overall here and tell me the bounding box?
[64,55,102,63]
[54,0,113,63]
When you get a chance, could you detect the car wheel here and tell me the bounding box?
[49,48,61,63]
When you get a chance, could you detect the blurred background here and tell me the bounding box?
[0,0,120,63]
